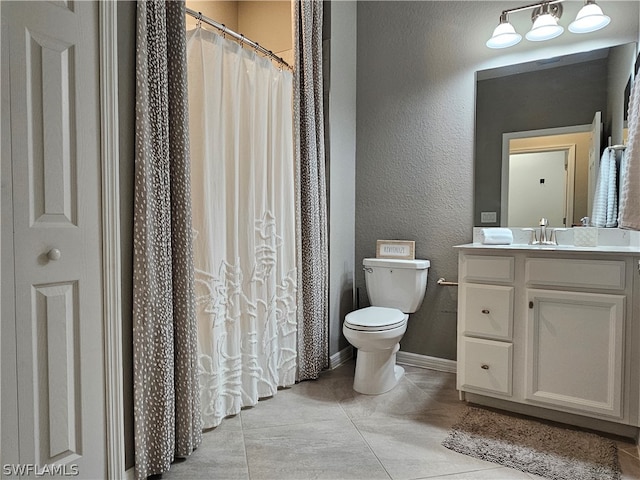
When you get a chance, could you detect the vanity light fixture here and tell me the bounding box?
[569,0,610,33]
[526,2,564,41]
[486,0,610,49]
[486,12,523,49]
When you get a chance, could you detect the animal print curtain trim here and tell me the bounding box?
[132,1,201,478]
[294,0,330,381]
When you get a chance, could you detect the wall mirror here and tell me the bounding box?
[474,42,636,228]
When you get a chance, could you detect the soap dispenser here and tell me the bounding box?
[573,217,598,247]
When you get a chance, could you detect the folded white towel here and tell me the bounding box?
[482,228,513,245]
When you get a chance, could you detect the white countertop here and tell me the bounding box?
[455,243,640,254]
[458,227,640,255]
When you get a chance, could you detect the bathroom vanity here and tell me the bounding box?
[455,229,640,436]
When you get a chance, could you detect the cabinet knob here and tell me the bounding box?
[480,364,489,370]
[529,301,534,309]
[481,309,490,314]
[47,248,61,261]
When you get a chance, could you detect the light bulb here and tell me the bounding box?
[569,2,610,33]
[487,21,522,49]
[526,13,564,41]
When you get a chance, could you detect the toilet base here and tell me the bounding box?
[353,343,404,395]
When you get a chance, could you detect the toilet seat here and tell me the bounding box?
[344,306,407,332]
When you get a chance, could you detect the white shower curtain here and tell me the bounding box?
[186,27,297,429]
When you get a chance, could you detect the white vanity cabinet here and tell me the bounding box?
[525,288,624,417]
[457,255,515,397]
[456,247,640,433]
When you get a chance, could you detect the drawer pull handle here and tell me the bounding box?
[480,364,489,370]
[481,309,490,314]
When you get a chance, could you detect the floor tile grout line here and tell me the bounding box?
[347,412,394,480]
[332,378,395,480]
[408,465,516,480]
[620,448,640,460]
[239,411,252,480]
[239,415,352,433]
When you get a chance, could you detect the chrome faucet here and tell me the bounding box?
[539,217,550,244]
[524,218,556,245]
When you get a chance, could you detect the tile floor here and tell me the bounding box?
[159,360,640,480]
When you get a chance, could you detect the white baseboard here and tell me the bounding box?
[397,351,457,373]
[329,346,353,369]
[328,348,455,373]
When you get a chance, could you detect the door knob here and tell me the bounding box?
[47,248,61,261]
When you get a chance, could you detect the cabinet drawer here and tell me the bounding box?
[526,258,625,290]
[461,255,514,283]
[458,337,512,396]
[460,284,513,340]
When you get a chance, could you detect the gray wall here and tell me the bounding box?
[355,1,639,361]
[326,2,357,359]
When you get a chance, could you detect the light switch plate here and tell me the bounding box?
[481,211,497,223]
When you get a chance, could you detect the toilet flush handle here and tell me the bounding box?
[363,267,373,273]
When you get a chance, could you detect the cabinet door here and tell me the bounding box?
[525,289,624,418]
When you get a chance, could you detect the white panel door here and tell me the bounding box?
[1,2,106,477]
[525,289,624,418]
[508,150,567,227]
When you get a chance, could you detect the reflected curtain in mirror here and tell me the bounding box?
[618,66,640,229]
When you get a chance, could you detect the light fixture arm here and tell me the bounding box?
[500,0,564,17]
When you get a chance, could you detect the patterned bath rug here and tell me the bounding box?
[442,407,621,480]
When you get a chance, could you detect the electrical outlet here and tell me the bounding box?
[481,211,497,223]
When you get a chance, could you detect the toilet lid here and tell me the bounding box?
[345,306,407,331]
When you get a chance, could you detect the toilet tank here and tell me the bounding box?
[363,258,430,313]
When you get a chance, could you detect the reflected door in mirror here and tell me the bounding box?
[508,150,569,227]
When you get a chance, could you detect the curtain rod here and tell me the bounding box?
[185,7,292,71]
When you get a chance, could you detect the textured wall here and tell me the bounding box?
[355,1,639,360]
[356,2,473,360]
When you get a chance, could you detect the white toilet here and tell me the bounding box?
[344,257,430,395]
